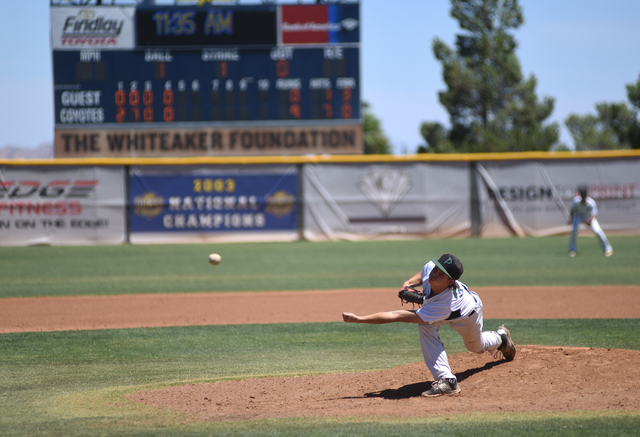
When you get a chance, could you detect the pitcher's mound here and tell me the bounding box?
[129,345,640,421]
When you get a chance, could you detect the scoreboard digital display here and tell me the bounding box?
[51,3,362,158]
[54,46,359,124]
[135,7,278,47]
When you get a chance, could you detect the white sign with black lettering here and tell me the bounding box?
[51,6,135,50]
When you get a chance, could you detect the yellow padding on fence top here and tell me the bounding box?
[1,149,639,166]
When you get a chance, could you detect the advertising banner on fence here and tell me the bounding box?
[303,162,470,241]
[129,165,298,243]
[280,4,360,45]
[54,124,363,158]
[0,166,126,246]
[476,158,640,237]
[51,6,136,50]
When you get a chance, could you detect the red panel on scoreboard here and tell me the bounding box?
[281,5,329,44]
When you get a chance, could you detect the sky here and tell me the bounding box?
[1,0,640,154]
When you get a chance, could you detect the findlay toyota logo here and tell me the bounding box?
[77,8,96,21]
[358,169,412,217]
[63,8,125,36]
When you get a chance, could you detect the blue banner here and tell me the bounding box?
[130,172,297,233]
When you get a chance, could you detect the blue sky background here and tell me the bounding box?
[2,0,640,153]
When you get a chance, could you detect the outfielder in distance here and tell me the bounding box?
[342,254,516,397]
[568,185,613,257]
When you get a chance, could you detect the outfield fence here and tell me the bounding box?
[1,150,639,246]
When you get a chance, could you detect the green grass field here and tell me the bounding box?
[2,235,639,298]
[1,235,639,436]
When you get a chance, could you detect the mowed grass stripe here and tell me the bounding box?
[1,235,639,299]
[1,271,406,286]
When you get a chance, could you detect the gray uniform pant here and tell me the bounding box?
[418,292,502,381]
[569,215,612,253]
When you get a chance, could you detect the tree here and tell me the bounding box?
[419,0,559,153]
[363,101,393,154]
[417,122,456,153]
[565,74,640,150]
[626,74,640,148]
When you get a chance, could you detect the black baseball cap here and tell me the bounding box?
[578,185,588,197]
[432,254,464,280]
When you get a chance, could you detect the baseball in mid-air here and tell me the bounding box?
[208,253,222,265]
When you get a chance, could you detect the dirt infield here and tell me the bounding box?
[3,286,640,420]
[2,286,640,333]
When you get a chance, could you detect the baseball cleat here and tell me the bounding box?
[421,378,461,397]
[569,251,576,257]
[605,249,613,257]
[497,325,516,361]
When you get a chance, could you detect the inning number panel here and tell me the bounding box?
[53,46,360,126]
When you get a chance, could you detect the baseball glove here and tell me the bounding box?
[398,286,424,306]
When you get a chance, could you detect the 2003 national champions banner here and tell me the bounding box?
[129,165,298,243]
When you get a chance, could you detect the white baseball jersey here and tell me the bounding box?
[415,261,477,324]
[413,260,503,382]
[570,196,597,219]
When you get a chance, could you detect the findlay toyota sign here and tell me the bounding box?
[51,6,135,49]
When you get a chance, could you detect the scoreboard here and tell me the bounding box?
[53,47,359,125]
[51,3,362,158]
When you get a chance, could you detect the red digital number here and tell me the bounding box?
[129,89,140,106]
[340,103,352,119]
[116,107,126,123]
[143,107,154,122]
[115,90,126,106]
[325,89,333,101]
[289,88,301,103]
[143,90,154,106]
[163,106,174,122]
[342,88,352,102]
[289,104,301,119]
[163,89,174,105]
[131,106,140,122]
[220,61,228,78]
[340,103,353,118]
[276,59,289,78]
[322,103,333,119]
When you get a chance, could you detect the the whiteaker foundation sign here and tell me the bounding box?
[54,124,363,157]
